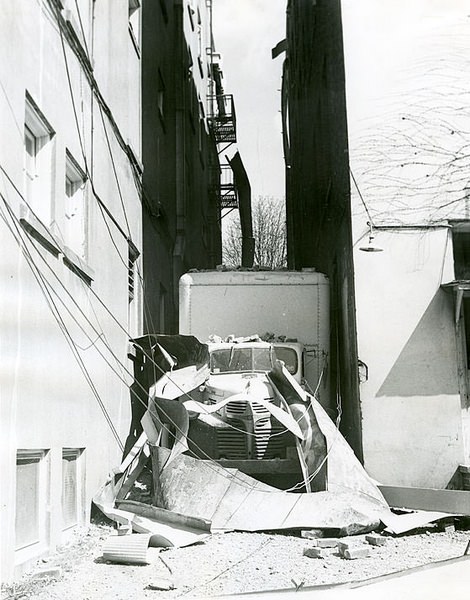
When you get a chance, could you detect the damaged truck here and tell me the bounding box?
[133,270,331,489]
[179,269,331,487]
[186,338,301,486]
[95,270,454,542]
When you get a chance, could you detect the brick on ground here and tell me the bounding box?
[365,533,387,546]
[303,547,325,559]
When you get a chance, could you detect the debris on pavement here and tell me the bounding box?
[144,577,176,591]
[92,333,466,556]
[303,547,325,559]
[101,533,152,565]
[341,546,370,560]
[365,533,387,546]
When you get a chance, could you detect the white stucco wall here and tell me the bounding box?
[183,0,212,121]
[354,227,467,487]
[0,0,142,581]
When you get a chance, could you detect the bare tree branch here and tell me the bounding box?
[222,196,287,269]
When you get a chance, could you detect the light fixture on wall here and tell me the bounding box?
[359,221,383,253]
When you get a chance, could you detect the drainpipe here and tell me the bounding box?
[173,0,186,317]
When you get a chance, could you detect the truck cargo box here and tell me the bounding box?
[179,270,330,409]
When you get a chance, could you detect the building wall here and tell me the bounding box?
[0,0,142,581]
[284,0,362,456]
[141,0,221,335]
[355,227,468,487]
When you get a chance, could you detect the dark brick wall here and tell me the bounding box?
[284,0,362,458]
[141,0,221,334]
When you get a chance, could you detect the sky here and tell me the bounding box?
[212,0,286,202]
[211,0,470,226]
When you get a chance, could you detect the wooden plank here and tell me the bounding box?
[379,485,470,515]
[116,499,211,532]
[115,452,149,501]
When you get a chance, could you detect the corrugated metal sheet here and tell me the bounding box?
[102,533,151,565]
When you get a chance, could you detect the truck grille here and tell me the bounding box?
[216,426,248,459]
[226,400,270,418]
[226,400,247,415]
[254,417,271,459]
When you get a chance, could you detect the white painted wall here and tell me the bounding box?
[183,0,212,122]
[0,0,142,581]
[354,227,468,487]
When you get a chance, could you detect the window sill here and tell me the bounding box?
[20,204,94,285]
[62,245,94,285]
[126,141,143,175]
[20,205,62,257]
[198,56,204,79]
[128,24,141,59]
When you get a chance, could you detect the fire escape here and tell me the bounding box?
[208,62,238,212]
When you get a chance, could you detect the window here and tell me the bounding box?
[210,348,274,374]
[62,449,84,530]
[15,450,49,554]
[452,229,470,280]
[197,9,204,78]
[128,241,139,304]
[24,93,55,225]
[450,222,470,408]
[128,0,140,13]
[274,345,299,376]
[64,151,87,258]
[187,4,195,30]
[157,70,165,124]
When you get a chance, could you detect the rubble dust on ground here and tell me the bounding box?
[2,518,469,600]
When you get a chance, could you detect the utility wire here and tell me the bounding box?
[1,167,337,493]
[0,197,124,450]
[350,167,375,227]
[2,3,353,493]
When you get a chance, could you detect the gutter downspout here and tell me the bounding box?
[173,0,186,310]
[229,152,254,268]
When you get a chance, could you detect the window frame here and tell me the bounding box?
[61,448,85,532]
[128,241,139,304]
[24,93,55,226]
[64,149,87,259]
[15,449,50,564]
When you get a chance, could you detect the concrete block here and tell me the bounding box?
[337,541,351,555]
[317,538,340,548]
[343,547,370,560]
[303,547,325,559]
[366,534,387,546]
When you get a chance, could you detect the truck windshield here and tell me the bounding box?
[210,347,273,373]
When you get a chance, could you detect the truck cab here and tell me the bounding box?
[187,341,301,485]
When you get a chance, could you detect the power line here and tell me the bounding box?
[1,163,339,493]
[0,197,124,450]
[350,167,375,226]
